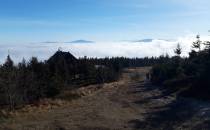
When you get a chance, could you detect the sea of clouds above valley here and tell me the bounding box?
[0,35,209,63]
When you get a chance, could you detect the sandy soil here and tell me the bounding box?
[1,67,210,130]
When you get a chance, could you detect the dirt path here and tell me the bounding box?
[1,67,210,130]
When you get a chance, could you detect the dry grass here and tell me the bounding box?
[0,67,154,130]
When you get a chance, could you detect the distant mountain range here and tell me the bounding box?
[41,40,94,44]
[41,39,175,44]
[42,41,59,43]
[132,38,175,43]
[66,40,94,43]
[133,39,153,43]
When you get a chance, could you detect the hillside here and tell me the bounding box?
[1,67,210,130]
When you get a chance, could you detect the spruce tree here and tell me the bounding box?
[192,35,202,52]
[174,43,182,56]
[1,55,18,110]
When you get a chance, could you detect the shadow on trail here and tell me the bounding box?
[130,82,175,103]
[130,99,197,130]
[128,82,210,130]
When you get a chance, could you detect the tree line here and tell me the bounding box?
[151,35,210,99]
[0,50,165,110]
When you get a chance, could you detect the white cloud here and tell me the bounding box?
[0,35,210,63]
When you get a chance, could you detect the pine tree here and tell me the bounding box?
[192,35,202,52]
[174,43,182,56]
[4,55,14,69]
[1,55,18,110]
[204,41,210,50]
[17,58,29,104]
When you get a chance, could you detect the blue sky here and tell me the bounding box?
[0,0,209,43]
[0,0,210,62]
